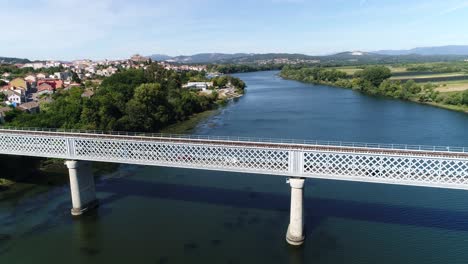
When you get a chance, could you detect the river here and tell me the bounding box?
[1,70,468,263]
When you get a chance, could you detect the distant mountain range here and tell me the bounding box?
[149,52,370,64]
[148,46,468,64]
[3,45,468,66]
[149,54,174,61]
[149,50,468,65]
[374,45,468,56]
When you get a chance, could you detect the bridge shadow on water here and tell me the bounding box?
[97,178,468,233]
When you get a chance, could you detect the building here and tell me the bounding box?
[37,83,54,95]
[54,72,71,80]
[182,82,213,91]
[18,101,40,113]
[5,90,24,104]
[36,73,47,79]
[37,79,64,89]
[24,75,37,82]
[130,54,149,63]
[9,78,29,92]
[1,72,11,78]
[23,62,45,70]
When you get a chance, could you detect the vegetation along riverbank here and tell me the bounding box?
[280,62,468,113]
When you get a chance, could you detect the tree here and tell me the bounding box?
[403,80,421,94]
[355,66,392,87]
[462,90,468,105]
[125,83,170,131]
[72,72,82,84]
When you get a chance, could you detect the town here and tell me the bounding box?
[0,55,239,123]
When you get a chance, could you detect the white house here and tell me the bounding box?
[6,90,23,104]
[182,82,213,91]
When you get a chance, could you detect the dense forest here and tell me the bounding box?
[3,63,246,132]
[280,65,468,107]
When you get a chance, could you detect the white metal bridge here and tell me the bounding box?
[1,127,468,190]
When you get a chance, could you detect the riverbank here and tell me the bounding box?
[160,109,220,134]
[279,69,468,115]
[422,101,468,113]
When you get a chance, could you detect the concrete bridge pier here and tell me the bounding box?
[286,177,305,246]
[65,160,98,216]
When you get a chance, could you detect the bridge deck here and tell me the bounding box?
[1,128,467,158]
[1,128,468,190]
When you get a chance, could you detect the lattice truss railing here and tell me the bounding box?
[2,132,468,189]
[73,138,290,174]
[0,133,69,158]
[303,151,468,187]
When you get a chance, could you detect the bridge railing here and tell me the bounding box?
[0,126,467,154]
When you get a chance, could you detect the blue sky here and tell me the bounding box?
[1,0,468,60]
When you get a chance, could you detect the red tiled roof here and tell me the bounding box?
[38,83,54,92]
[37,80,63,89]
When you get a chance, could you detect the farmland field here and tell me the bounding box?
[434,80,468,92]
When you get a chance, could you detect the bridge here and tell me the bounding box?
[1,127,468,246]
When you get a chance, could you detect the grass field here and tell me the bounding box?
[391,72,467,80]
[333,66,407,75]
[433,80,468,93]
[329,63,468,94]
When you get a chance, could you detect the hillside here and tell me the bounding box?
[151,53,253,63]
[0,56,30,64]
[375,45,468,56]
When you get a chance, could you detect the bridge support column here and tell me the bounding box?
[286,177,305,246]
[65,160,98,216]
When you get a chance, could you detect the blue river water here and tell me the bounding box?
[1,70,468,263]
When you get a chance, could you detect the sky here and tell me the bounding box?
[1,0,468,60]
